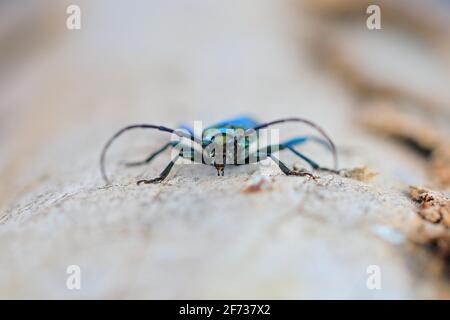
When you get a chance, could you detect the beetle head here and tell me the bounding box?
[202,128,245,174]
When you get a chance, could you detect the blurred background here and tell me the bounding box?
[0,0,449,299]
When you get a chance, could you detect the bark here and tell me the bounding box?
[0,0,449,299]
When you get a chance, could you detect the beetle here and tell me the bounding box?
[100,116,338,185]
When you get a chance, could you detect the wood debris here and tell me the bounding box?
[409,223,450,275]
[409,186,450,227]
[360,103,450,187]
[359,103,441,155]
[408,186,450,274]
[242,175,273,193]
[431,145,450,188]
[339,166,377,182]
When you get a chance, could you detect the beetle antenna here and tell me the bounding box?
[100,124,201,184]
[247,118,338,170]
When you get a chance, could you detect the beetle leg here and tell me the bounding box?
[136,146,205,185]
[100,123,203,185]
[283,146,339,174]
[180,146,204,164]
[269,154,317,180]
[246,118,338,170]
[253,143,338,173]
[137,154,180,185]
[122,141,176,167]
[248,146,317,179]
[137,177,165,185]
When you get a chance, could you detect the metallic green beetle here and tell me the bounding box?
[100,116,338,185]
